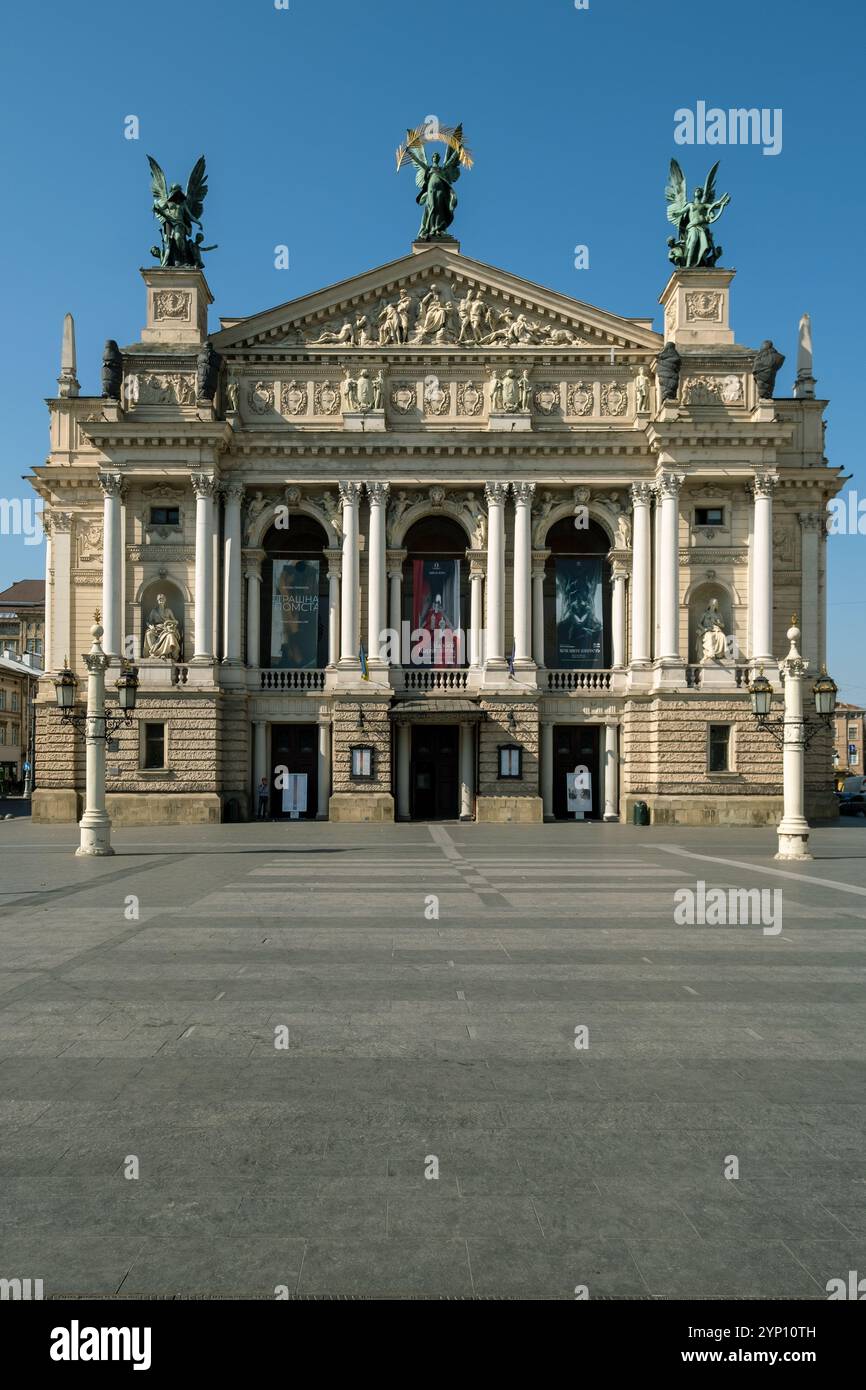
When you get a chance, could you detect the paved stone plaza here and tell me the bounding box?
[0,818,864,1300]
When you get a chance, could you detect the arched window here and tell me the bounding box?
[402,516,469,667]
[260,515,329,669]
[543,517,612,668]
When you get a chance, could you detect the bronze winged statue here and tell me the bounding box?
[665,158,730,269]
[397,123,471,241]
[148,155,217,269]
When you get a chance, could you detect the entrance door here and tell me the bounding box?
[411,724,459,820]
[270,723,318,820]
[552,725,601,821]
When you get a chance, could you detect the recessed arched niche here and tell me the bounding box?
[543,516,613,669]
[401,514,471,668]
[688,583,733,663]
[261,514,329,669]
[140,579,185,661]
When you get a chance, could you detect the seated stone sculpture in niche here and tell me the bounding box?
[143,592,183,661]
[698,597,728,662]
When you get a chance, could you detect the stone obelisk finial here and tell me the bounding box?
[57,312,80,398]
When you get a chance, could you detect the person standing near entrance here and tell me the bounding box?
[256,776,269,820]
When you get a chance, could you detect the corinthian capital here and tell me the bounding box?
[190,472,217,500]
[484,481,509,507]
[338,481,362,507]
[366,481,391,507]
[512,481,536,508]
[224,481,246,505]
[98,471,125,500]
[798,510,825,533]
[656,469,685,500]
[630,481,654,508]
[751,470,778,500]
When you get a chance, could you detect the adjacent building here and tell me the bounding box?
[834,701,864,785]
[0,579,45,663]
[27,225,841,826]
[0,649,40,793]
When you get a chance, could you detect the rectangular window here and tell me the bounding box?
[143,722,166,770]
[0,691,5,710]
[350,745,374,780]
[848,724,859,741]
[11,693,19,712]
[708,724,732,773]
[149,506,180,527]
[695,506,725,527]
[0,726,6,745]
[498,744,523,779]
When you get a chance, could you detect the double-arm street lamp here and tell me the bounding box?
[748,618,837,861]
[53,613,138,857]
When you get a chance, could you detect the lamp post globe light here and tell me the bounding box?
[748,618,837,862]
[52,612,138,858]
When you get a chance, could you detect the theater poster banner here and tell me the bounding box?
[555,557,604,668]
[412,559,461,666]
[270,559,320,668]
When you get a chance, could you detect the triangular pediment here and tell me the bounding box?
[211,246,661,355]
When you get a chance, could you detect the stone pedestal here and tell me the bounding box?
[342,410,385,432]
[659,267,735,347]
[141,267,213,346]
[699,660,738,689]
[488,412,531,432]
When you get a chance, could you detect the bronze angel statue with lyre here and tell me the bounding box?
[397,123,472,242]
[665,159,731,269]
[147,154,217,269]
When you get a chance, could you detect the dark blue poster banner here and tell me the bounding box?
[555,557,603,668]
[270,559,320,668]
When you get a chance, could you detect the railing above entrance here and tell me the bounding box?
[260,669,326,692]
[546,669,613,692]
[395,667,469,692]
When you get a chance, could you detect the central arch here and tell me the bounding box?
[260,514,329,669]
[401,515,470,669]
[543,516,613,668]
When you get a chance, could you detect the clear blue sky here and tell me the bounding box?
[1,0,863,699]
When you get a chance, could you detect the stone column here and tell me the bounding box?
[611,561,628,668]
[459,722,475,820]
[799,512,823,666]
[325,550,342,669]
[42,515,53,670]
[223,482,245,664]
[252,719,268,811]
[191,473,216,660]
[602,721,619,821]
[396,722,411,820]
[469,554,485,668]
[244,554,263,667]
[532,551,548,668]
[512,482,535,666]
[484,481,508,665]
[541,721,554,820]
[50,512,72,671]
[366,482,389,664]
[387,550,406,663]
[77,619,112,857]
[99,472,124,658]
[339,481,361,666]
[751,471,777,664]
[212,490,222,661]
[657,470,683,663]
[776,622,811,860]
[630,483,653,666]
[317,721,331,819]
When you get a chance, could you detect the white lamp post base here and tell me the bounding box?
[76,826,114,857]
[776,828,812,861]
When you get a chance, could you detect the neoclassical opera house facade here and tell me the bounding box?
[30,238,839,826]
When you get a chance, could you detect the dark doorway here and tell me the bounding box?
[270,723,318,820]
[552,725,601,820]
[411,724,459,820]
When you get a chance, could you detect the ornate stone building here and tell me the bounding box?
[28,241,841,825]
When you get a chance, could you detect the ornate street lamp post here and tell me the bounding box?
[748,618,837,862]
[52,613,138,857]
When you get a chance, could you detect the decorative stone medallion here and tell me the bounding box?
[533,383,561,415]
[153,290,191,322]
[600,382,628,416]
[456,380,483,416]
[280,380,308,415]
[423,380,451,416]
[685,290,722,322]
[248,380,274,414]
[567,381,594,416]
[314,380,341,415]
[390,382,417,413]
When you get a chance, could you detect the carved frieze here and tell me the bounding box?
[313,380,341,416]
[685,291,723,322]
[280,380,308,416]
[153,290,191,322]
[77,518,103,564]
[126,373,196,406]
[456,380,483,416]
[600,382,628,417]
[533,383,561,415]
[567,381,595,416]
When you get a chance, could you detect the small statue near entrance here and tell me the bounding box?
[143,592,183,661]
